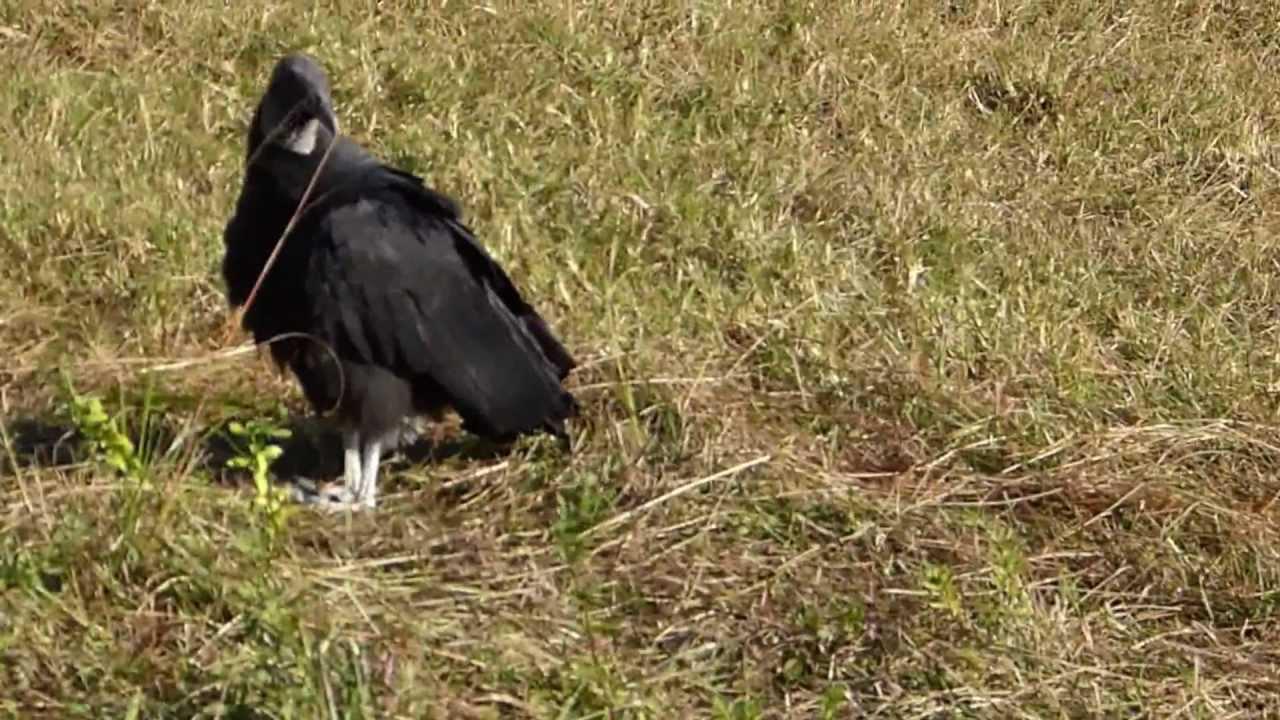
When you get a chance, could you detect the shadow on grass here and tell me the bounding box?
[6,416,81,468]
[201,416,511,485]
[1,412,511,493]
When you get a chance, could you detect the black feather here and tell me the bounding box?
[223,56,577,447]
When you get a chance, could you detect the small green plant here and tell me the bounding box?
[712,695,763,720]
[67,392,147,487]
[820,684,850,720]
[225,419,294,537]
[552,469,617,562]
[921,562,963,618]
[0,541,59,596]
[989,525,1031,615]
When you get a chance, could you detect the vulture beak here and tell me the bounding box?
[281,99,339,156]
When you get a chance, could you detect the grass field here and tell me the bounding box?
[5,0,1280,717]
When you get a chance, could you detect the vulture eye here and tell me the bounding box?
[278,107,308,136]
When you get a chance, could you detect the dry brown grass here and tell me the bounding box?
[5,0,1280,717]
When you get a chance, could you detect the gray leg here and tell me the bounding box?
[358,438,383,509]
[342,429,363,499]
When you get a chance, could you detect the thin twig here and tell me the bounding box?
[139,343,259,373]
[584,454,771,538]
[235,120,340,326]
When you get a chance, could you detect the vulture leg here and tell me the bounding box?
[358,438,383,508]
[290,430,364,509]
[342,429,363,500]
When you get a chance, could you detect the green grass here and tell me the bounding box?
[4,0,1280,716]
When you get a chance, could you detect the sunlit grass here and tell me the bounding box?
[4,1,1280,716]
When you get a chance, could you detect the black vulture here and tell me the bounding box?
[222,54,577,509]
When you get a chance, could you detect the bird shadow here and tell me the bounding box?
[2,412,510,495]
[201,417,510,485]
[5,416,82,468]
